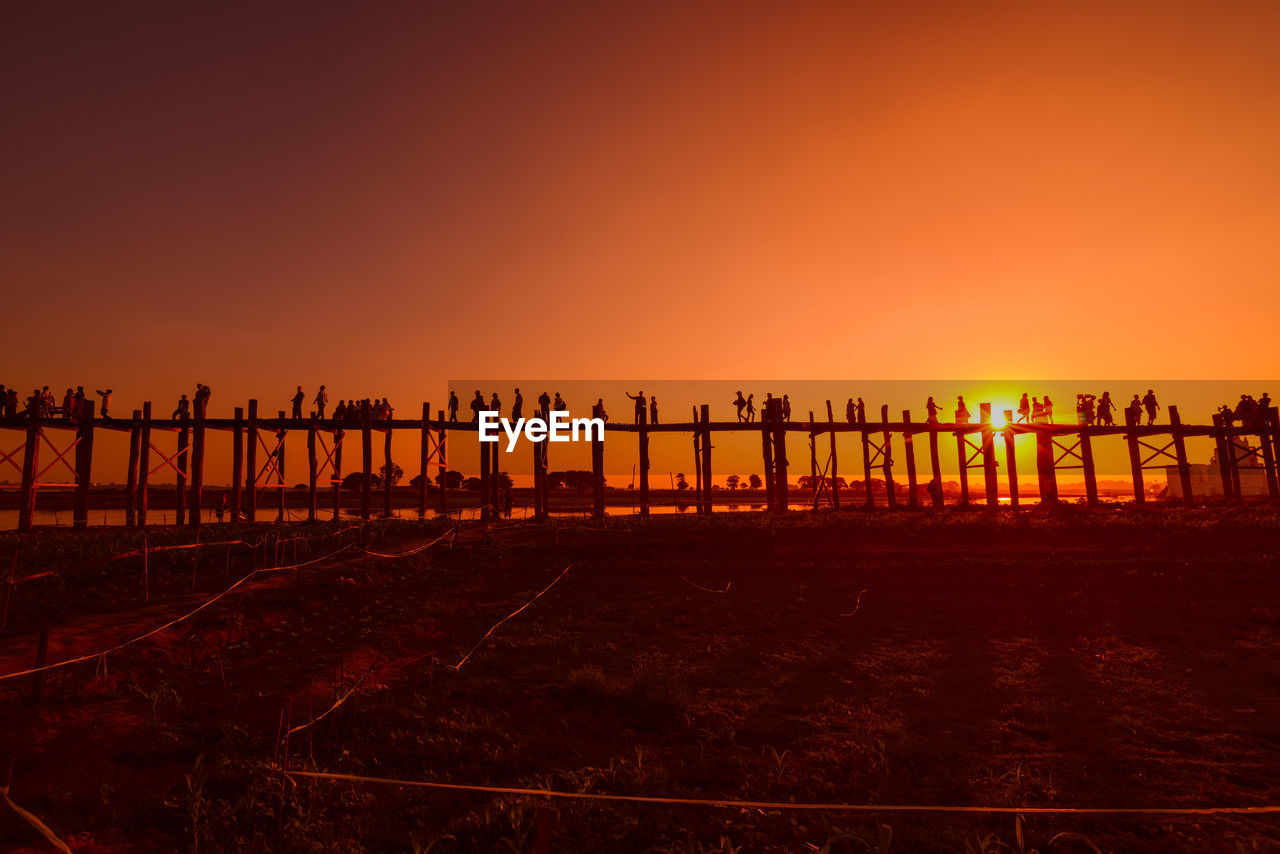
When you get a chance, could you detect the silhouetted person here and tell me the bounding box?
[925,396,940,424]
[173,394,190,420]
[734,391,747,422]
[1030,397,1043,423]
[593,398,608,422]
[927,477,944,505]
[4,387,18,418]
[512,388,523,420]
[956,395,970,424]
[1097,391,1115,426]
[500,485,513,518]
[650,396,658,425]
[41,387,53,418]
[746,394,756,422]
[61,388,74,420]
[846,397,856,424]
[195,383,211,419]
[1043,395,1054,425]
[1260,392,1273,417]
[95,388,113,419]
[1126,394,1142,426]
[333,400,347,421]
[856,397,866,423]
[553,392,566,412]
[782,394,792,422]
[314,385,328,419]
[1017,393,1030,423]
[469,390,484,423]
[216,493,227,522]
[489,392,501,414]
[626,391,646,424]
[448,391,459,422]
[537,391,550,419]
[292,386,305,419]
[1142,389,1159,425]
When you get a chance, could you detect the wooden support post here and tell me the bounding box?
[808,410,818,509]
[902,410,918,508]
[860,423,874,508]
[231,407,244,523]
[693,406,703,514]
[880,405,896,509]
[981,422,998,509]
[245,400,258,523]
[1037,429,1059,504]
[418,403,430,518]
[383,425,394,518]
[74,400,96,528]
[1125,419,1147,505]
[359,403,372,521]
[276,412,287,523]
[436,411,447,515]
[479,426,491,521]
[1167,406,1194,505]
[531,429,543,520]
[826,401,840,511]
[1079,429,1098,507]
[1226,426,1244,504]
[1270,411,1280,501]
[1002,412,1018,508]
[332,428,345,521]
[538,427,549,518]
[955,431,971,508]
[176,417,189,526]
[138,402,153,526]
[307,416,318,521]
[591,418,605,519]
[928,430,943,508]
[126,409,141,527]
[1258,410,1279,501]
[771,405,786,512]
[489,441,500,517]
[190,409,205,526]
[18,412,40,532]
[700,404,713,514]
[761,413,774,512]
[638,407,650,517]
[1210,414,1233,502]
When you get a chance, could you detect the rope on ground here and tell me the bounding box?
[284,770,1280,817]
[681,577,732,594]
[257,541,356,575]
[361,528,456,559]
[1,785,71,853]
[450,565,572,671]
[287,666,373,735]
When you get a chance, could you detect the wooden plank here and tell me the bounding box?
[231,407,243,523]
[126,409,141,527]
[826,401,840,510]
[880,405,896,509]
[902,410,918,508]
[638,407,650,517]
[138,402,152,526]
[18,412,40,532]
[245,400,258,523]
[1002,412,1018,508]
[1168,406,1194,505]
[307,416,318,521]
[418,402,430,518]
[189,407,205,527]
[73,400,95,528]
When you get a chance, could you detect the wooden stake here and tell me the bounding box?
[956,431,971,508]
[383,424,394,518]
[1079,428,1099,506]
[1037,429,1059,505]
[176,416,189,526]
[591,414,604,519]
[880,405,896,509]
[276,411,287,522]
[360,401,372,521]
[1125,415,1146,504]
[332,427,345,521]
[928,430,943,509]
[245,400,258,523]
[231,407,244,523]
[761,412,775,512]
[18,411,40,532]
[418,402,430,519]
[771,404,786,512]
[902,410,918,508]
[138,402,153,527]
[436,410,447,516]
[307,416,318,522]
[827,401,840,511]
[638,407,650,517]
[860,421,874,509]
[190,408,205,527]
[126,410,141,527]
[1002,412,1018,508]
[700,404,713,514]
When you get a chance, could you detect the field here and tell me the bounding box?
[0,510,1278,852]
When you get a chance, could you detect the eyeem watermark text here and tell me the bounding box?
[478,411,604,452]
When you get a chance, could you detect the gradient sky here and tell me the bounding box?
[4,1,1279,416]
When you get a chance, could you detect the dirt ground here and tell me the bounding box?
[0,509,1278,853]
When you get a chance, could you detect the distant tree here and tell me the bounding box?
[379,462,404,487]
[748,474,762,490]
[548,470,593,490]
[675,473,689,491]
[342,472,381,490]
[463,476,482,491]
[434,470,463,489]
[496,471,513,490]
[726,474,740,490]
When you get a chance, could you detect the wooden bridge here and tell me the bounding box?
[2,398,1277,532]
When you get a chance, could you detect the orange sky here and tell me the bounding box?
[4,1,1279,415]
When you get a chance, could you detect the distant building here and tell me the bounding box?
[1164,437,1269,498]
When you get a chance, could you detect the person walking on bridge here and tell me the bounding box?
[173,393,190,420]
[926,396,940,424]
[1017,393,1030,423]
[489,392,501,415]
[649,396,659,425]
[1097,391,1115,426]
[469,390,485,423]
[291,386,305,419]
[537,391,550,419]
[1142,389,1160,425]
[512,388,523,420]
[313,385,328,419]
[746,394,756,422]
[782,394,792,422]
[448,391,459,422]
[734,391,747,422]
[95,388,113,419]
[626,390,647,425]
[846,398,857,424]
[956,395,971,424]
